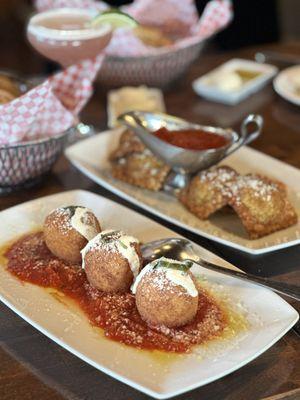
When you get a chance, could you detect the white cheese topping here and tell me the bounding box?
[116,234,141,279]
[81,232,102,268]
[70,207,99,241]
[81,230,140,277]
[131,257,198,297]
[131,262,153,294]
[165,269,198,297]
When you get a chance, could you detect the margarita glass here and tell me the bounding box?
[27,8,112,135]
[27,8,112,67]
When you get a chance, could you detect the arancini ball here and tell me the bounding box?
[82,230,142,293]
[44,206,101,263]
[132,257,199,328]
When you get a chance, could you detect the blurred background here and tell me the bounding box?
[0,0,299,75]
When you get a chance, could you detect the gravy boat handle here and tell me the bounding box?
[224,114,263,158]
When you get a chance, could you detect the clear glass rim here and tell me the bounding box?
[27,8,111,41]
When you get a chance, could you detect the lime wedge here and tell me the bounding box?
[90,9,138,29]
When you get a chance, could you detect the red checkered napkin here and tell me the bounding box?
[35,0,232,56]
[0,55,103,145]
[178,0,233,48]
[123,0,199,37]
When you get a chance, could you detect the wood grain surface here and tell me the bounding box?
[0,40,299,400]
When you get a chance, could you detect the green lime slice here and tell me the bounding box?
[90,9,138,29]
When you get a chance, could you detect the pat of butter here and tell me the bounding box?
[209,71,243,92]
[291,73,300,89]
[107,86,165,128]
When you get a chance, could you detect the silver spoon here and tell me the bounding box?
[141,238,300,301]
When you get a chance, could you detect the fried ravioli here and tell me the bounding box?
[112,150,170,191]
[109,129,145,162]
[228,174,298,239]
[179,166,238,219]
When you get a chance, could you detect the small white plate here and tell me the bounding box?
[65,130,300,254]
[274,65,300,106]
[193,58,278,105]
[0,190,298,399]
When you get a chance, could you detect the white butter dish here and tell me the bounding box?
[192,58,278,105]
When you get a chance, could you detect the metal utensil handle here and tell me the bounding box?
[193,258,300,301]
[224,114,263,158]
[255,51,300,66]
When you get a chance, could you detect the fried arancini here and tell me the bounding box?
[228,174,298,239]
[112,151,171,191]
[44,206,101,263]
[82,230,142,293]
[132,257,199,328]
[179,166,238,219]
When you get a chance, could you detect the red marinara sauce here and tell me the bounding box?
[5,232,227,353]
[154,126,229,151]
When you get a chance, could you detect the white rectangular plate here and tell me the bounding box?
[0,190,298,399]
[65,130,300,254]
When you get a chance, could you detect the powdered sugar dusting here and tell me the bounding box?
[230,175,279,204]
[199,167,237,184]
[198,166,237,198]
[195,168,283,206]
[47,207,73,236]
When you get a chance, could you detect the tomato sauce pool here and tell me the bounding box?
[153,127,229,151]
[4,232,227,353]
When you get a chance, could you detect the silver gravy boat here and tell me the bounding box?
[118,111,263,193]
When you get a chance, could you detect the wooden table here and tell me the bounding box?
[1,42,300,400]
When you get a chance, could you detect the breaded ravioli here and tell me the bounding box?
[82,230,142,293]
[132,257,199,328]
[110,129,170,191]
[228,174,298,239]
[179,166,238,219]
[109,129,146,162]
[44,206,101,263]
[112,151,170,191]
